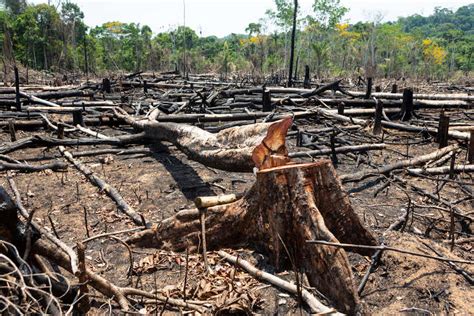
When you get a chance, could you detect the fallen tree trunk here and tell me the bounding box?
[341,144,458,182]
[0,115,122,130]
[314,108,471,141]
[347,91,474,101]
[0,160,67,172]
[114,108,277,172]
[0,134,145,155]
[408,164,474,175]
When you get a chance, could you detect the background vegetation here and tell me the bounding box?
[0,0,472,80]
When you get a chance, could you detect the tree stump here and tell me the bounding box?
[128,160,376,313]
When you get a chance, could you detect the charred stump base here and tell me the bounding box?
[128,160,376,313]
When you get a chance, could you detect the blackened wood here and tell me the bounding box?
[294,55,299,80]
[391,84,398,93]
[437,113,450,148]
[102,78,111,93]
[57,123,65,139]
[330,132,338,167]
[300,79,343,98]
[8,120,16,142]
[83,36,89,80]
[0,160,68,172]
[262,89,273,112]
[401,88,414,121]
[337,102,344,115]
[373,100,383,135]
[449,153,456,179]
[287,0,298,87]
[14,66,21,111]
[469,131,474,164]
[72,110,84,127]
[289,143,386,158]
[0,186,18,242]
[143,80,148,93]
[365,77,372,99]
[303,65,310,89]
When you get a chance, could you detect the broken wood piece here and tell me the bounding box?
[14,66,21,111]
[0,133,145,155]
[19,91,60,107]
[76,242,90,313]
[252,117,293,170]
[8,120,16,142]
[75,124,110,139]
[194,193,243,209]
[437,112,450,148]
[218,250,342,315]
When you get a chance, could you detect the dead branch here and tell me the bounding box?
[58,146,147,226]
[6,175,79,274]
[218,250,343,315]
[0,160,67,172]
[290,143,386,158]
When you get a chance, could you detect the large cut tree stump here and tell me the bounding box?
[127,118,376,314]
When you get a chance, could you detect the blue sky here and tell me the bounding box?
[31,0,472,37]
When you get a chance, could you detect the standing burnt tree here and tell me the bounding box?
[287,0,298,87]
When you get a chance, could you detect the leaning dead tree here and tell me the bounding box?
[126,117,377,314]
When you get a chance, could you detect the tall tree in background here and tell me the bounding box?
[287,0,297,87]
[2,0,27,15]
[0,0,471,79]
[60,2,85,70]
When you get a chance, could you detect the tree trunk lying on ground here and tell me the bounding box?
[114,107,274,172]
[126,117,377,314]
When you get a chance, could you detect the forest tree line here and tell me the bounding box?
[0,0,472,80]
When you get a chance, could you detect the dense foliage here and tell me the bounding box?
[0,0,472,79]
